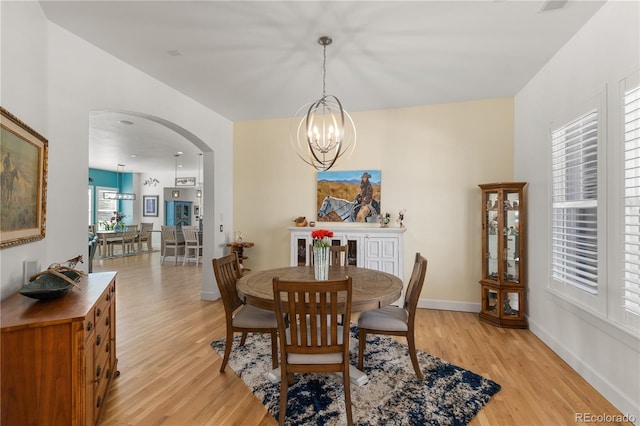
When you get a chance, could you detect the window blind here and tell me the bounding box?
[624,85,640,316]
[551,110,599,294]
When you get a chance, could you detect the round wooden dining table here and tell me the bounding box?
[236,265,403,313]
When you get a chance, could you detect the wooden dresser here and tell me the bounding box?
[1,271,118,425]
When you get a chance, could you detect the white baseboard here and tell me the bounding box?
[417,298,480,313]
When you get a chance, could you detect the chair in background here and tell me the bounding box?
[137,222,154,253]
[182,225,202,265]
[272,276,353,426]
[329,245,348,266]
[212,253,279,372]
[116,225,139,256]
[161,225,184,265]
[357,253,428,380]
[88,232,99,273]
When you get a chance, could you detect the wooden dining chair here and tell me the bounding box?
[329,245,348,266]
[272,276,353,426]
[137,222,154,253]
[182,226,202,265]
[116,225,139,256]
[161,225,184,265]
[358,253,428,380]
[212,253,279,372]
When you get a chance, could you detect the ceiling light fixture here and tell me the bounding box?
[103,164,136,200]
[174,153,181,187]
[290,36,356,171]
[196,153,203,198]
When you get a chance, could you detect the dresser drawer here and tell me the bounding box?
[93,359,111,423]
[95,290,111,325]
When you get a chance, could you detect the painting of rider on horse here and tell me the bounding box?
[316,170,381,223]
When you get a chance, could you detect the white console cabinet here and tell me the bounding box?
[289,226,405,280]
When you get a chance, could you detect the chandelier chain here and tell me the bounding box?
[322,43,327,99]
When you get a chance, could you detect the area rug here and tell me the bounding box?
[211,326,500,425]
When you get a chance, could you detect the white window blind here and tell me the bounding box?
[551,110,599,294]
[623,85,640,317]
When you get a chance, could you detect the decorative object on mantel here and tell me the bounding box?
[290,36,356,171]
[293,216,308,227]
[379,212,391,227]
[20,256,85,300]
[143,177,159,186]
[311,229,333,280]
[397,209,406,228]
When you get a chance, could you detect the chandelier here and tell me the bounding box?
[291,36,356,171]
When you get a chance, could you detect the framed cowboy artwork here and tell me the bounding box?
[316,170,381,223]
[0,107,48,248]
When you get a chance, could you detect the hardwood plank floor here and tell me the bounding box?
[95,253,630,425]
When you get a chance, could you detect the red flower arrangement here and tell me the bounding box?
[311,229,334,248]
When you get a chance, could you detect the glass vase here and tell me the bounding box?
[313,245,329,280]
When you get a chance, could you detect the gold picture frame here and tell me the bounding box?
[1,107,48,248]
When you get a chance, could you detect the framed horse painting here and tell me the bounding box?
[0,107,48,248]
[317,170,381,223]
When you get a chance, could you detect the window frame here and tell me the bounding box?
[547,91,607,316]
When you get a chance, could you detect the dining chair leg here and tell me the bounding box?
[270,331,278,369]
[220,328,234,373]
[407,333,423,380]
[239,331,248,346]
[357,329,366,371]
[343,362,353,426]
[278,371,289,426]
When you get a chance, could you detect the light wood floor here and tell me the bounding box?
[94,253,630,426]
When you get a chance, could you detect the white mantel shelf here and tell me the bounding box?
[287,226,407,235]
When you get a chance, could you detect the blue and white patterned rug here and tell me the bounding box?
[211,326,500,425]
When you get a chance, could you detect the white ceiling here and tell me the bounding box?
[39,0,606,175]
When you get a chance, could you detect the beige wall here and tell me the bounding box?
[234,97,514,307]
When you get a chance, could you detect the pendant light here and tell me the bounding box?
[196,153,202,198]
[103,164,136,200]
[290,36,356,171]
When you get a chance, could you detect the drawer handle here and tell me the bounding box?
[105,342,110,353]
[106,293,111,301]
[96,335,102,346]
[96,395,102,409]
[96,365,102,377]
[106,316,110,327]
[106,369,111,379]
[86,321,93,332]
[97,308,102,317]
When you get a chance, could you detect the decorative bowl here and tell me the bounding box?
[20,270,81,300]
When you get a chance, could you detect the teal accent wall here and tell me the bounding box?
[89,168,134,226]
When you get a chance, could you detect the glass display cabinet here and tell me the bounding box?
[479,182,528,328]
